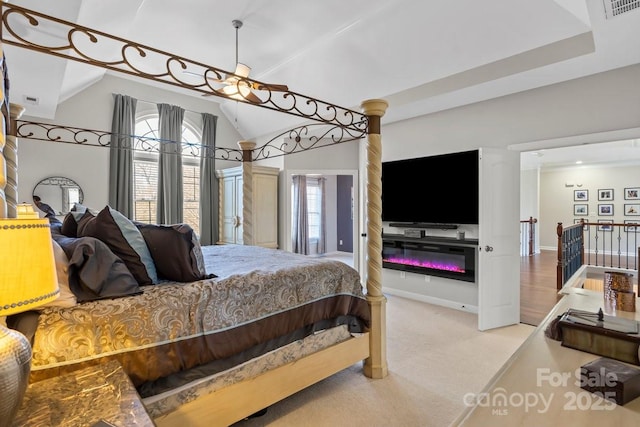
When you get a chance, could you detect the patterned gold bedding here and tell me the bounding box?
[29,244,370,388]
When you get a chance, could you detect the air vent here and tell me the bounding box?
[23,95,39,105]
[603,0,640,18]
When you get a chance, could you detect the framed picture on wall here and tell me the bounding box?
[598,204,614,216]
[624,204,640,216]
[624,187,640,200]
[574,204,588,216]
[598,189,614,201]
[598,220,613,232]
[624,220,640,232]
[574,190,589,201]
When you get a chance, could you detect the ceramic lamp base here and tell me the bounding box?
[0,325,31,427]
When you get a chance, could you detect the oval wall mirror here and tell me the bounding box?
[32,176,84,216]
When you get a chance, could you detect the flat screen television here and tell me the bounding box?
[381,150,479,225]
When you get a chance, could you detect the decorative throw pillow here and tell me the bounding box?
[39,239,77,309]
[61,212,79,237]
[75,210,98,236]
[135,222,213,282]
[53,235,142,302]
[80,206,158,285]
[60,204,92,237]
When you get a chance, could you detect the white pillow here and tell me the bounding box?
[40,239,77,309]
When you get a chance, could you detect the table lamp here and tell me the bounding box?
[0,205,59,427]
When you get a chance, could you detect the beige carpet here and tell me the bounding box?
[233,295,534,427]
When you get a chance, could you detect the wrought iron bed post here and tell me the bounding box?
[361,98,388,379]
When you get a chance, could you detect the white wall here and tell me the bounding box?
[17,74,243,210]
[539,164,640,250]
[15,63,640,308]
[277,141,360,250]
[378,63,640,306]
[520,168,540,254]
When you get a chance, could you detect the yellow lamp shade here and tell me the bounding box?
[0,217,59,316]
[15,204,38,219]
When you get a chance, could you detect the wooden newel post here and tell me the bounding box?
[360,98,389,379]
[527,217,536,256]
[556,222,563,290]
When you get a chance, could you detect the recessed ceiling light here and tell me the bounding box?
[576,160,583,164]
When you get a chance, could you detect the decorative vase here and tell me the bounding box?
[0,325,31,427]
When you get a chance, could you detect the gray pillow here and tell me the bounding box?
[52,234,141,302]
[134,222,212,282]
[60,203,94,237]
[79,206,158,285]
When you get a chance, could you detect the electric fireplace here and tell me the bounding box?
[382,236,476,282]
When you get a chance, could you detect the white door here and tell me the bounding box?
[220,175,243,244]
[285,170,359,269]
[478,147,521,330]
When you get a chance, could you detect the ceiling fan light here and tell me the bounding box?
[222,81,252,100]
[235,63,251,78]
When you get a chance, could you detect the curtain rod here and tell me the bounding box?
[113,93,216,117]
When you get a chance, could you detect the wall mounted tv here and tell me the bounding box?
[381,149,479,225]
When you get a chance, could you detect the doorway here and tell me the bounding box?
[284,169,359,271]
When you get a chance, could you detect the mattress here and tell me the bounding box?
[29,244,370,388]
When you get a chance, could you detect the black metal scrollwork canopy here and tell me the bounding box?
[1,3,370,161]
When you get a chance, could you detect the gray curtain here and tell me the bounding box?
[199,113,218,245]
[318,177,327,254]
[292,175,309,254]
[156,103,184,224]
[108,94,137,218]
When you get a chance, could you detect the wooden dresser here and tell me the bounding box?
[216,165,279,248]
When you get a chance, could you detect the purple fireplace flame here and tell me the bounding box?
[384,256,465,273]
[381,236,475,282]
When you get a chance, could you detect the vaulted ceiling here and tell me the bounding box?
[4,0,640,147]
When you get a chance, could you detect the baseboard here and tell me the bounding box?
[323,251,353,256]
[382,287,478,314]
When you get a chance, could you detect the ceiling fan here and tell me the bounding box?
[206,19,289,103]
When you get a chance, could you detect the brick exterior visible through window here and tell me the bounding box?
[133,115,201,234]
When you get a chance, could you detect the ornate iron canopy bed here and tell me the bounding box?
[0,4,388,426]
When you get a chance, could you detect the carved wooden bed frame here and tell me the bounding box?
[0,4,388,425]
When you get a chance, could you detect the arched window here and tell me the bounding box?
[133,114,201,233]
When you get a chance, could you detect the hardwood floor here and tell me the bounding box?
[520,249,562,326]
